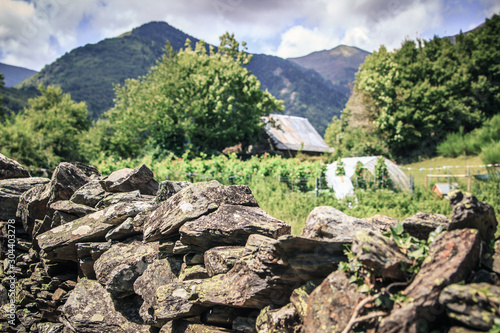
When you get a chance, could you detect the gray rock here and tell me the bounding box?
[36,322,65,333]
[94,241,159,297]
[402,212,450,240]
[449,190,498,244]
[49,200,97,216]
[256,303,301,333]
[301,206,381,241]
[100,164,158,195]
[143,181,258,242]
[162,321,236,333]
[37,201,156,262]
[204,246,246,277]
[60,278,152,332]
[134,257,181,324]
[0,153,30,180]
[105,217,141,241]
[179,204,291,251]
[76,242,112,279]
[96,190,155,209]
[378,229,482,333]
[46,162,92,205]
[17,183,50,236]
[352,229,413,280]
[439,283,500,331]
[156,180,192,203]
[69,180,106,207]
[179,264,209,281]
[0,177,49,222]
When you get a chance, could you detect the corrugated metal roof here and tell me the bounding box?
[262,114,334,153]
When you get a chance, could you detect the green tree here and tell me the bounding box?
[0,73,4,120]
[0,84,90,167]
[98,33,283,159]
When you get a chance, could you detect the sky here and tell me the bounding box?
[0,0,499,71]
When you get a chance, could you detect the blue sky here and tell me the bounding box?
[0,0,499,71]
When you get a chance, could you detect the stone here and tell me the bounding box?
[134,257,182,324]
[69,180,106,207]
[179,264,209,281]
[0,153,30,180]
[105,217,141,241]
[490,239,500,275]
[362,214,399,232]
[17,183,50,236]
[46,162,92,205]
[100,164,158,195]
[164,320,236,332]
[448,190,498,244]
[439,283,500,331]
[303,270,363,333]
[0,177,49,222]
[36,322,65,333]
[143,181,258,242]
[49,200,97,216]
[37,201,155,262]
[204,246,246,277]
[60,278,152,332]
[76,242,112,279]
[352,229,413,280]
[156,180,192,203]
[96,190,155,209]
[402,212,450,240]
[301,206,382,241]
[69,162,101,180]
[232,317,257,333]
[94,241,159,298]
[51,211,79,228]
[289,281,319,321]
[378,229,482,333]
[179,204,291,251]
[256,303,301,333]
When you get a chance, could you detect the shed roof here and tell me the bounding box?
[262,114,334,153]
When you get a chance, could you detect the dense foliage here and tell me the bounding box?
[86,34,283,159]
[437,113,500,164]
[327,14,500,161]
[0,85,90,167]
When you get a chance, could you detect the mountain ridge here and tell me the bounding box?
[0,63,38,87]
[15,21,357,135]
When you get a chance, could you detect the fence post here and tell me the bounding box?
[315,177,319,198]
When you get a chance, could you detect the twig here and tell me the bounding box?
[341,281,409,333]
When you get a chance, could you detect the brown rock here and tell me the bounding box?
[47,162,91,205]
[17,183,50,236]
[162,320,236,333]
[303,270,363,333]
[0,153,30,179]
[100,164,158,195]
[156,180,192,203]
[378,229,482,333]
[49,200,97,216]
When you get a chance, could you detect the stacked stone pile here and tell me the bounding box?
[0,153,499,332]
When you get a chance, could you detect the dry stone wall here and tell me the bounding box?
[0,157,499,332]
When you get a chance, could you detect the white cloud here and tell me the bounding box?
[275,25,337,58]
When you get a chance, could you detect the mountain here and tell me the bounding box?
[288,45,370,94]
[17,21,348,135]
[0,63,37,87]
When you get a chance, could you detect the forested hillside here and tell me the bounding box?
[325,14,500,162]
[16,21,346,135]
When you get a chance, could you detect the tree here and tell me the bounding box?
[99,33,283,158]
[0,73,4,120]
[0,84,90,167]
